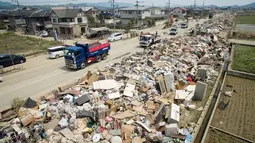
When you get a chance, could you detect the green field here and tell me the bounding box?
[0,32,62,55]
[232,45,255,74]
[236,15,255,24]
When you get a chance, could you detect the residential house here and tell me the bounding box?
[0,11,10,29]
[119,6,151,25]
[50,8,88,38]
[7,9,36,31]
[171,7,187,16]
[25,9,51,34]
[80,6,100,23]
[148,7,165,15]
[99,7,111,15]
[113,7,120,17]
[146,7,167,19]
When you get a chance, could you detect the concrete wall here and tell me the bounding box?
[121,19,131,25]
[191,65,224,142]
[73,24,81,37]
[142,10,151,19]
[227,70,255,80]
[155,20,167,26]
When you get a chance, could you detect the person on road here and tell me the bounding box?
[140,31,143,38]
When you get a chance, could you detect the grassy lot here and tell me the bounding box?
[205,129,248,143]
[232,45,255,74]
[0,32,62,55]
[207,76,255,141]
[236,15,255,24]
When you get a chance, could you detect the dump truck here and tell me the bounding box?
[64,41,110,69]
[139,32,160,47]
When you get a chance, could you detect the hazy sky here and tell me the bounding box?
[2,0,254,6]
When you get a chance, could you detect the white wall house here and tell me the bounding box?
[171,7,187,16]
[120,7,167,25]
[119,7,151,25]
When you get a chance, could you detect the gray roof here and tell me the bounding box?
[7,9,36,17]
[52,8,82,18]
[81,7,93,12]
[30,9,51,18]
[147,14,168,18]
[147,7,164,10]
[120,6,150,11]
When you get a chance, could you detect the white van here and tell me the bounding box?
[48,46,66,59]
[107,33,123,42]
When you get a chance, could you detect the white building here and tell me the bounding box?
[120,6,166,25]
[171,7,187,16]
[119,7,151,25]
[147,7,165,15]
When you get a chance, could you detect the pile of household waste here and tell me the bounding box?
[0,14,232,143]
[189,13,234,36]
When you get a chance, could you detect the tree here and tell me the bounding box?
[125,18,135,38]
[87,15,95,25]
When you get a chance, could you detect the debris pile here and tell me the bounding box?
[0,14,233,143]
[190,13,234,35]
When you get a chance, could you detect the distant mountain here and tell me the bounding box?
[83,2,133,8]
[207,5,219,8]
[0,1,133,10]
[0,1,254,10]
[0,1,16,9]
[241,2,255,8]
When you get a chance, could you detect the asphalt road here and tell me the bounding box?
[0,19,207,109]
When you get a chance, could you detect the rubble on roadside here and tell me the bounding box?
[0,13,234,143]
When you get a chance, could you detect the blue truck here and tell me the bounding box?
[64,41,110,69]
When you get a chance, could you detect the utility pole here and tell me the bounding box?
[136,1,139,26]
[166,0,171,26]
[109,0,116,32]
[202,0,205,18]
[193,0,196,19]
[135,1,143,27]
[113,0,115,32]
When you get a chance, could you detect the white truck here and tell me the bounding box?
[139,33,160,47]
[169,28,178,35]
